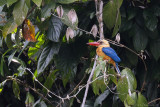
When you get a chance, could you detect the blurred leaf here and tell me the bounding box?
[108,68,117,85]
[127,8,137,20]
[121,68,137,92]
[103,0,123,30]
[18,41,30,57]
[13,0,29,26]
[5,34,14,49]
[57,0,77,4]
[150,39,160,61]
[112,12,121,37]
[0,58,4,76]
[7,0,18,7]
[47,16,63,42]
[17,65,26,76]
[143,9,158,31]
[0,0,6,6]
[132,24,148,51]
[32,0,42,7]
[94,90,110,107]
[8,50,17,65]
[136,93,148,107]
[126,50,138,66]
[25,92,35,107]
[42,69,57,94]
[12,80,20,100]
[126,94,135,106]
[92,59,106,95]
[37,42,60,75]
[22,19,36,42]
[2,18,17,38]
[117,76,128,101]
[0,80,7,93]
[103,0,117,29]
[41,1,55,19]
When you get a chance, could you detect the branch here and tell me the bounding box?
[148,98,160,105]
[81,55,98,107]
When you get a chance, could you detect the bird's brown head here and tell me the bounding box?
[87,39,110,47]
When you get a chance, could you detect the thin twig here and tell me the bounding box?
[148,98,160,105]
[81,55,98,107]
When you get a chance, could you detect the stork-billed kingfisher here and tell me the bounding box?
[87,40,121,74]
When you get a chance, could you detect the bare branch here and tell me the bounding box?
[81,55,98,107]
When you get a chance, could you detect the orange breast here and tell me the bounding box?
[96,46,116,66]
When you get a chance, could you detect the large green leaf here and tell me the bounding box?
[56,0,77,4]
[136,93,148,107]
[7,0,18,7]
[92,58,106,95]
[37,42,60,74]
[13,0,29,26]
[42,70,57,94]
[103,0,123,30]
[150,39,160,61]
[47,16,63,42]
[32,0,42,7]
[94,90,110,107]
[132,24,148,51]
[121,68,137,92]
[41,1,55,19]
[2,18,17,38]
[117,76,128,101]
[103,0,117,30]
[12,80,20,100]
[0,0,6,6]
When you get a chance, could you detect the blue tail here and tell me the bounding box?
[115,63,121,74]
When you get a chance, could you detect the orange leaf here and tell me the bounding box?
[22,19,36,42]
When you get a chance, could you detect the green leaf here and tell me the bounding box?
[150,39,160,61]
[0,58,4,76]
[37,42,60,75]
[103,0,117,29]
[2,18,17,38]
[8,50,17,65]
[112,12,121,37]
[42,69,57,94]
[32,0,42,7]
[41,1,55,19]
[136,93,148,107]
[0,80,7,93]
[127,8,137,20]
[121,68,137,92]
[94,90,110,107]
[7,0,18,7]
[103,0,123,30]
[126,94,135,105]
[47,16,63,42]
[143,9,158,31]
[117,76,128,101]
[13,0,29,26]
[126,50,138,66]
[92,59,106,95]
[12,80,20,100]
[56,0,77,4]
[5,34,14,49]
[25,92,35,106]
[0,0,6,6]
[108,68,118,85]
[132,24,148,51]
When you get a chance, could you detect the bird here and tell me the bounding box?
[87,39,121,74]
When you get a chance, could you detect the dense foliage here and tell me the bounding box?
[0,0,160,107]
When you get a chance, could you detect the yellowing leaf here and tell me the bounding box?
[22,19,36,42]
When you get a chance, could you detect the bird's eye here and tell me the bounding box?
[98,41,103,44]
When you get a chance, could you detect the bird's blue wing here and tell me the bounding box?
[102,47,121,63]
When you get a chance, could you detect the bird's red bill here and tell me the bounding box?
[87,42,100,46]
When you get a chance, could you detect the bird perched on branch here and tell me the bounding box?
[87,39,121,74]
